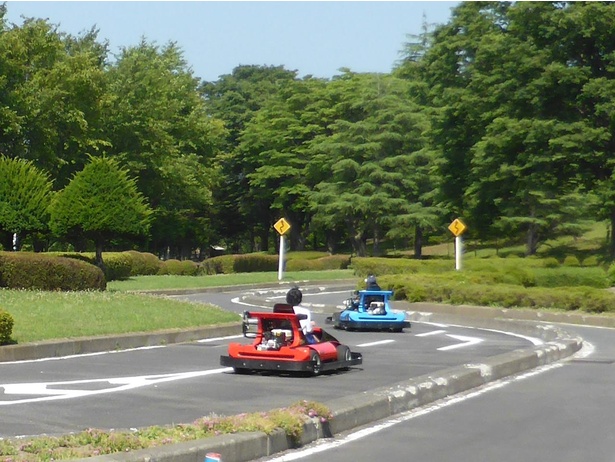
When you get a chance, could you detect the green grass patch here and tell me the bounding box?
[0,290,239,344]
[0,400,332,461]
[107,269,355,292]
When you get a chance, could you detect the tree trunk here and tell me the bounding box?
[525,222,539,256]
[414,226,423,259]
[610,208,615,260]
[95,241,107,275]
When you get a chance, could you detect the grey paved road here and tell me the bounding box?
[0,286,536,439]
[256,323,612,462]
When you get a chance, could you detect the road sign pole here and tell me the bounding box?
[278,234,285,281]
[455,235,462,271]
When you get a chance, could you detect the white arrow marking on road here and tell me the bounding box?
[438,334,483,351]
[416,330,447,337]
[356,340,395,348]
[0,368,232,406]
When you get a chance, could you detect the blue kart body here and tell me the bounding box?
[326,289,410,332]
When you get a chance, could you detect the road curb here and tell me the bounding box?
[71,302,583,462]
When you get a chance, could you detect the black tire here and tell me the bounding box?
[310,351,322,376]
[233,367,250,375]
[337,345,351,362]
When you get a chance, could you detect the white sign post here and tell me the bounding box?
[273,218,291,281]
[448,218,467,271]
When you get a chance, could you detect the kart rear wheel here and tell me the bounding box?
[337,345,351,361]
[310,351,322,376]
[233,367,250,375]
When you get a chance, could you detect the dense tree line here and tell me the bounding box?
[1,2,615,261]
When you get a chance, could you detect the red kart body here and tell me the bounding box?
[220,304,362,375]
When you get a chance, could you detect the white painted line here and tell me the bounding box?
[438,334,483,351]
[416,330,447,337]
[0,368,232,406]
[263,342,595,461]
[198,335,243,343]
[0,345,166,365]
[356,340,395,348]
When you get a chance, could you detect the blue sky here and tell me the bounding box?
[5,1,459,82]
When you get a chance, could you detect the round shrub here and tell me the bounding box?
[542,257,560,268]
[122,250,162,276]
[563,255,581,267]
[0,252,106,290]
[103,252,133,281]
[158,259,199,276]
[0,308,14,345]
[581,255,600,267]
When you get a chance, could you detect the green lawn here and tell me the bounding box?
[1,269,355,344]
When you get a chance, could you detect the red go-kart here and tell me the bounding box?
[220,304,362,376]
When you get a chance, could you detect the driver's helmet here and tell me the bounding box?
[365,274,381,290]
[286,286,303,306]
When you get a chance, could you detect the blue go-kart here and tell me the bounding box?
[325,289,410,332]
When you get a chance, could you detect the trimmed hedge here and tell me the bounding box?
[200,253,352,274]
[0,308,14,345]
[382,273,615,313]
[158,259,199,276]
[0,252,106,291]
[286,255,351,271]
[52,251,162,280]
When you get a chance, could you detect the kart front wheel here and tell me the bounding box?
[310,351,322,376]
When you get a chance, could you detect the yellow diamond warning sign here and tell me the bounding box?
[274,218,291,236]
[448,218,467,237]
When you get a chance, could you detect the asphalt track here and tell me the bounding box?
[0,283,600,462]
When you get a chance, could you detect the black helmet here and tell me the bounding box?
[286,286,302,305]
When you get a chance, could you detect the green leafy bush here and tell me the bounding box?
[234,254,279,273]
[0,308,14,344]
[0,252,106,290]
[563,255,581,267]
[286,255,351,271]
[123,251,161,275]
[103,252,133,281]
[200,255,236,274]
[158,259,199,276]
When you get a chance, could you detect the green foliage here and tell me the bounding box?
[200,255,236,275]
[0,252,106,291]
[157,259,199,276]
[0,308,14,345]
[562,255,581,267]
[0,155,54,237]
[49,156,152,246]
[542,257,560,268]
[0,400,331,460]
[103,252,133,281]
[123,250,161,276]
[286,255,351,271]
[233,254,279,273]
[383,273,615,313]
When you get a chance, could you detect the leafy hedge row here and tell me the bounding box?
[382,274,615,313]
[350,256,615,313]
[0,252,106,291]
[200,254,350,275]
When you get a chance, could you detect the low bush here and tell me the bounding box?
[286,255,351,271]
[380,273,615,313]
[563,255,581,267]
[158,259,199,276]
[0,308,14,344]
[233,254,279,273]
[124,250,162,276]
[0,252,106,291]
[103,252,133,281]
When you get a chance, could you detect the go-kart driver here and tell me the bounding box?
[286,286,318,344]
